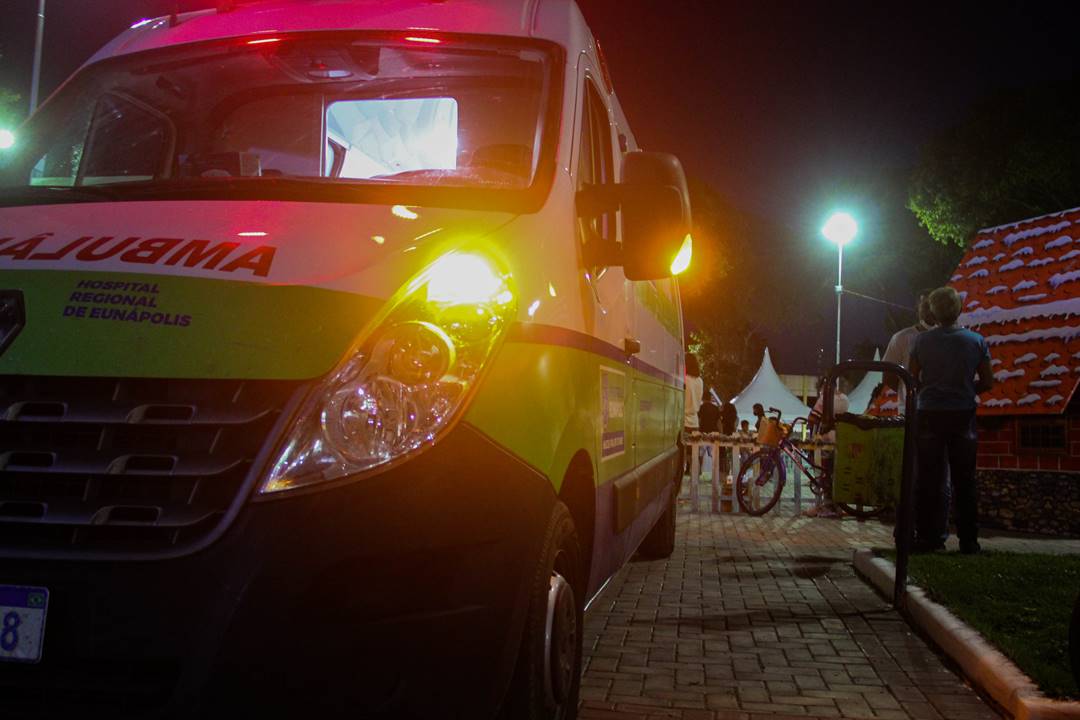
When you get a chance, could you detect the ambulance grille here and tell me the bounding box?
[0,376,301,557]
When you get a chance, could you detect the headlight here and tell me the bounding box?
[259,251,515,494]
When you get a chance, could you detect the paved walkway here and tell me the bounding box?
[578,505,1077,720]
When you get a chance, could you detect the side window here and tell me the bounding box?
[30,105,92,186]
[576,89,594,187]
[81,94,170,184]
[578,79,615,246]
[30,93,167,187]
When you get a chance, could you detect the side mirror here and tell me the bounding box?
[621,152,692,280]
[576,152,692,280]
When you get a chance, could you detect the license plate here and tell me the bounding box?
[0,585,49,664]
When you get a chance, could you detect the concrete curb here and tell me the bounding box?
[852,548,1080,720]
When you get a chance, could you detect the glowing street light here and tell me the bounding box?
[0,129,14,151]
[822,212,858,365]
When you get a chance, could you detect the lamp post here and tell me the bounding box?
[28,0,46,114]
[821,212,857,365]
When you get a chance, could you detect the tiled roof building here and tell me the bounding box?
[950,207,1080,536]
[953,206,1080,416]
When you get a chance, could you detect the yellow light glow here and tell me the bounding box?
[548,282,557,297]
[527,299,541,317]
[237,231,267,237]
[372,235,386,245]
[392,205,419,220]
[670,234,693,275]
[426,253,511,306]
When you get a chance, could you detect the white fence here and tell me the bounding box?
[681,432,834,516]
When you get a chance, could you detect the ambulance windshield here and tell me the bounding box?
[0,34,555,201]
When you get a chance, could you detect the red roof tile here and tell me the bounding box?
[953,206,1080,415]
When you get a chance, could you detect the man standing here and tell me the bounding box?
[698,391,721,476]
[909,287,994,554]
[684,354,704,477]
[720,398,738,436]
[884,290,950,541]
[698,392,720,434]
[883,289,936,412]
[684,354,704,434]
[752,403,766,432]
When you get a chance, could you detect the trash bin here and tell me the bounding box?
[833,413,905,507]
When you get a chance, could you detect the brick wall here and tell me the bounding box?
[972,416,1080,536]
[976,415,1080,472]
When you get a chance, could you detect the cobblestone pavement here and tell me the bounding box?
[578,507,1034,720]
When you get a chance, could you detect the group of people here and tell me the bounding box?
[889,286,994,554]
[683,355,741,476]
[686,356,740,437]
[682,285,994,555]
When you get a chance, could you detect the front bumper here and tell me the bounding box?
[0,423,556,718]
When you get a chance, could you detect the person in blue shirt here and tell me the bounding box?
[909,287,994,554]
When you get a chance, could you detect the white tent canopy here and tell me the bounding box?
[730,348,813,426]
[846,348,881,414]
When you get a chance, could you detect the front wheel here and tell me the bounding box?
[735,448,786,516]
[500,502,583,720]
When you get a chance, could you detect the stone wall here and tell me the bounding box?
[977,468,1080,537]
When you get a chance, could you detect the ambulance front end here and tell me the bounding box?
[0,28,568,717]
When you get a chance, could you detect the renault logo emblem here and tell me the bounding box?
[0,290,25,356]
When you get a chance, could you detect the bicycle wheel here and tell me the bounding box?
[837,501,887,519]
[735,448,786,515]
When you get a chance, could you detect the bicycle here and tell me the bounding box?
[735,407,884,518]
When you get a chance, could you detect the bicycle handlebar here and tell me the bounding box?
[767,406,782,420]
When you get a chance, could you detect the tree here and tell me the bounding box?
[908,79,1080,247]
[680,178,811,399]
[0,88,21,127]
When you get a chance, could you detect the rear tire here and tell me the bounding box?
[638,486,677,559]
[735,448,785,516]
[501,502,583,720]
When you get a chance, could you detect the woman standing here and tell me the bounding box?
[909,287,994,554]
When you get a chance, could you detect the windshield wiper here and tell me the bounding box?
[0,184,126,206]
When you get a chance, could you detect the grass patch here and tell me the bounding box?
[883,550,1080,699]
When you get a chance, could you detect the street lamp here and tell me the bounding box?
[29,0,46,113]
[821,211,857,365]
[0,129,14,151]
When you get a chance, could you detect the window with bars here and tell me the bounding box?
[1017,418,1067,452]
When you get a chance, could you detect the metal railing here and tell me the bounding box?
[682,432,837,515]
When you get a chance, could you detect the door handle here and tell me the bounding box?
[624,338,641,355]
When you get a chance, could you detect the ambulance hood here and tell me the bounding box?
[0,200,515,379]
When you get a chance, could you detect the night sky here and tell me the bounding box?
[2,1,1079,372]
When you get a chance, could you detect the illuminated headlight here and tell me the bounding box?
[259,251,515,494]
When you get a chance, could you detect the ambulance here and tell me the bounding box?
[0,1,691,716]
